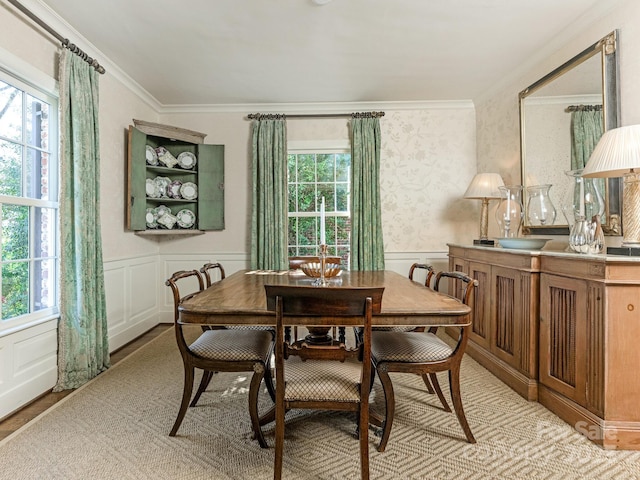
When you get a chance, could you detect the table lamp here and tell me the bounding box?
[582,124,640,255]
[464,173,505,245]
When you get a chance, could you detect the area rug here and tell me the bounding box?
[1,326,639,480]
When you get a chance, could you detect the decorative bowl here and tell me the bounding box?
[300,262,342,278]
[497,238,550,250]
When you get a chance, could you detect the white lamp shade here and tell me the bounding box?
[464,173,505,199]
[583,124,640,178]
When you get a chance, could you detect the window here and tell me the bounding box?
[287,149,351,266]
[0,70,58,328]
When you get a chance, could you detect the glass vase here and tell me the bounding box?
[526,184,557,226]
[561,169,604,227]
[495,185,524,238]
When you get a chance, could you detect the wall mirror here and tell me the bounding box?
[519,30,621,235]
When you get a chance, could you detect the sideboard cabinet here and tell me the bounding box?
[448,245,540,401]
[127,119,224,234]
[448,244,640,450]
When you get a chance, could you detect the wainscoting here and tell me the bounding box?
[0,250,447,421]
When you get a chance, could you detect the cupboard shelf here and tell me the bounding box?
[127,120,224,234]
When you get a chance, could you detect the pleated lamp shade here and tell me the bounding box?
[464,173,505,199]
[583,125,640,178]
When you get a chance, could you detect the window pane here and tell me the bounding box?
[298,246,316,256]
[26,147,55,200]
[2,204,29,260]
[336,154,350,181]
[318,185,335,210]
[0,80,23,141]
[26,94,49,149]
[297,154,315,182]
[297,217,315,245]
[0,140,22,196]
[2,261,28,319]
[336,183,349,211]
[33,259,55,311]
[336,217,351,245]
[316,154,334,182]
[33,207,56,258]
[288,217,297,245]
[287,154,296,183]
[298,184,316,212]
[288,184,297,212]
[326,216,336,244]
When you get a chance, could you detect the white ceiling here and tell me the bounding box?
[33,0,619,107]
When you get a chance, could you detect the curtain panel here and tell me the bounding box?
[54,50,109,391]
[250,118,289,270]
[350,117,385,271]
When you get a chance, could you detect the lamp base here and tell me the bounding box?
[607,246,640,256]
[473,239,495,246]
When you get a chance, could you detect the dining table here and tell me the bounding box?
[178,269,471,328]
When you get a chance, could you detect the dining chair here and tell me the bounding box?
[200,262,226,286]
[165,269,275,447]
[265,284,384,480]
[370,271,478,452]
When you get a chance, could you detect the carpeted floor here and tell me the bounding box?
[1,326,639,480]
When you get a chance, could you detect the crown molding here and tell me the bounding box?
[524,94,601,106]
[158,99,474,115]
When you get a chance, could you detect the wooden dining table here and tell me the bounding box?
[178,269,471,327]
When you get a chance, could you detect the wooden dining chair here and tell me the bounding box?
[165,269,275,447]
[265,285,384,480]
[370,271,478,452]
[408,262,435,287]
[200,262,226,286]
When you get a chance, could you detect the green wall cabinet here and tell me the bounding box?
[126,119,224,234]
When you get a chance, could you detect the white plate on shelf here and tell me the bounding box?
[177,152,197,170]
[154,204,172,218]
[145,145,158,165]
[154,176,171,197]
[176,209,196,228]
[180,182,198,200]
[497,238,550,250]
[145,208,158,228]
[146,179,161,198]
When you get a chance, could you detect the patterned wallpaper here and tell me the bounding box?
[288,108,478,252]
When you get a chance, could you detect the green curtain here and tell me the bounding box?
[250,117,288,270]
[570,108,605,220]
[54,50,109,391]
[570,108,603,170]
[350,116,385,271]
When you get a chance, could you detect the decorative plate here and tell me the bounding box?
[177,152,197,170]
[167,180,183,198]
[153,176,171,197]
[156,146,178,168]
[145,145,158,166]
[176,209,196,229]
[157,212,178,229]
[145,208,158,228]
[497,238,550,250]
[154,204,172,218]
[180,182,198,200]
[145,178,161,198]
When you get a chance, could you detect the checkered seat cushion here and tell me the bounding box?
[189,329,273,362]
[371,331,453,363]
[283,356,362,403]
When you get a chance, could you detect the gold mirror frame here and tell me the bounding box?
[519,30,621,236]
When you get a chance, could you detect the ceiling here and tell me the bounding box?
[34,0,617,107]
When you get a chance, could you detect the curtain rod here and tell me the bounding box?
[565,104,602,112]
[247,111,385,120]
[7,0,106,74]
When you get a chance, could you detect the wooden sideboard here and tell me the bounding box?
[448,244,640,450]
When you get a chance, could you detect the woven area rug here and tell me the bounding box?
[1,326,639,480]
